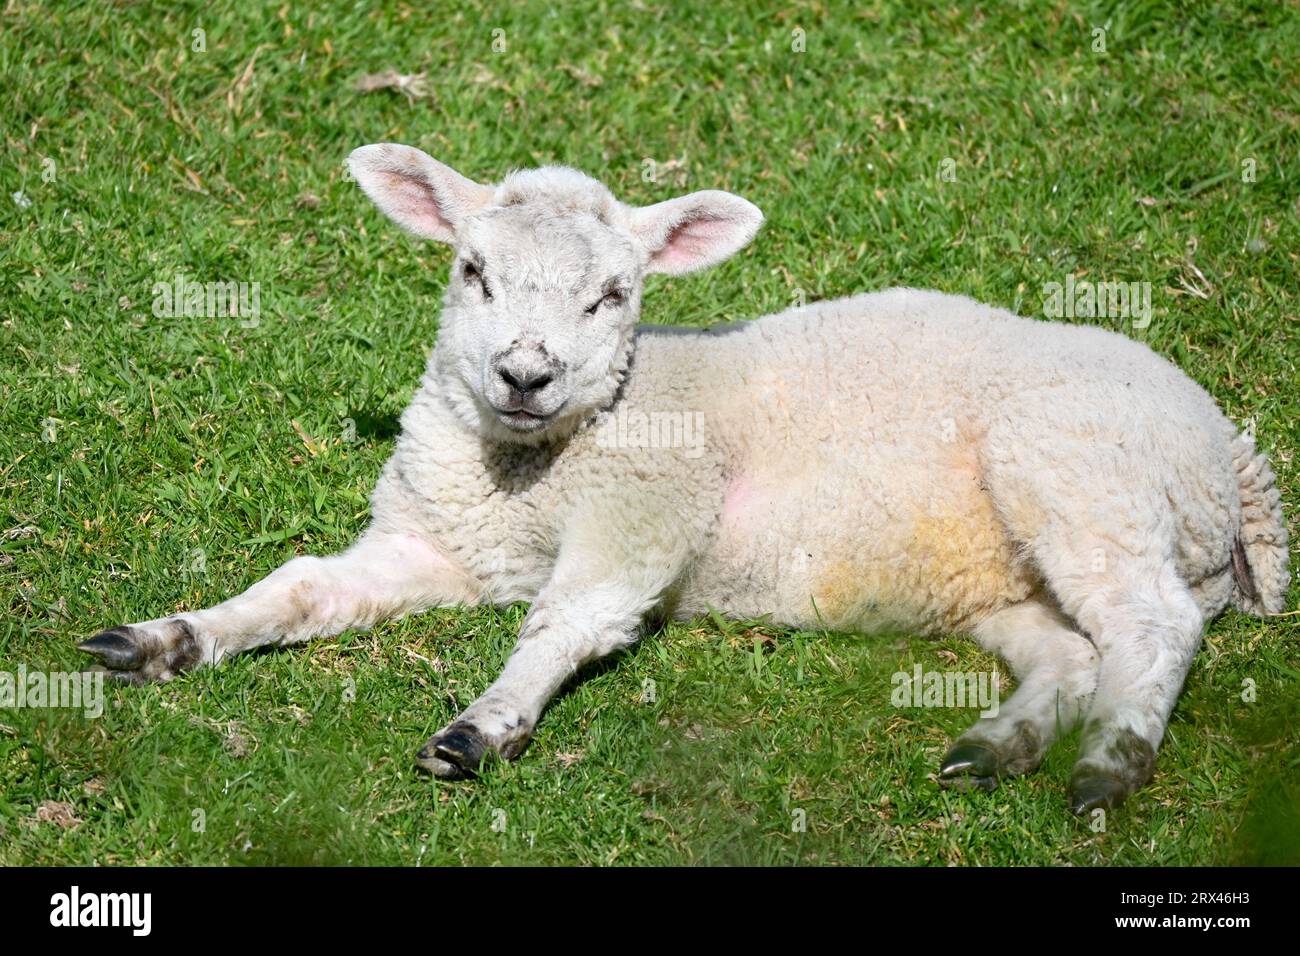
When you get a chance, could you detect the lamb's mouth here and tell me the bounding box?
[493,405,563,432]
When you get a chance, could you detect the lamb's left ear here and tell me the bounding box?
[628,190,764,275]
[347,143,495,244]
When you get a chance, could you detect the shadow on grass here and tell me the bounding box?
[1228,697,1300,866]
[617,625,913,865]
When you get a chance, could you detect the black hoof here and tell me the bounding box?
[416,723,488,778]
[938,742,1000,792]
[78,628,144,670]
[1069,776,1128,815]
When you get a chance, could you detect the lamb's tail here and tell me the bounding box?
[1229,432,1291,616]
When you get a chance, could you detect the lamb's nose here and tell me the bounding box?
[499,366,553,395]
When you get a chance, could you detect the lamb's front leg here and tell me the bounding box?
[417,519,689,779]
[416,582,654,778]
[79,531,482,683]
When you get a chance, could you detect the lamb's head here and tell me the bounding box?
[348,143,763,444]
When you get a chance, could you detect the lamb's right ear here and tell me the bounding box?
[347,144,494,244]
[627,190,764,275]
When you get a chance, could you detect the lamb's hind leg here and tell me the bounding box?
[1057,562,1203,814]
[977,405,1209,812]
[939,596,1098,791]
[80,531,481,682]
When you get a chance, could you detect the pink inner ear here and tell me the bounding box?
[655,216,734,270]
[381,170,452,233]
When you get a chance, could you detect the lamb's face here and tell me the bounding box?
[348,144,763,444]
[435,190,644,441]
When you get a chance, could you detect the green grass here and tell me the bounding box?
[2,0,1298,866]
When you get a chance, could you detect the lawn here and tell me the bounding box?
[1,0,1297,866]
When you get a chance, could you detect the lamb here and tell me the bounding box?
[79,143,1291,814]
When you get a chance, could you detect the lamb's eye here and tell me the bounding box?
[462,260,491,300]
[585,289,625,315]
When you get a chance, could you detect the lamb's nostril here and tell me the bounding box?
[499,367,553,395]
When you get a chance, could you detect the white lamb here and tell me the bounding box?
[82,144,1290,814]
